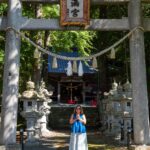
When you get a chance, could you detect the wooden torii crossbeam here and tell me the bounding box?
[0,18,150,31]
[0,0,150,148]
[0,0,150,4]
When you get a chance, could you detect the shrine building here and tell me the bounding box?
[47,51,98,105]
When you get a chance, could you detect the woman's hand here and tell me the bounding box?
[69,114,86,124]
[76,114,80,120]
[78,115,87,124]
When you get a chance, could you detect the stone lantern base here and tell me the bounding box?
[0,144,21,150]
[131,145,150,150]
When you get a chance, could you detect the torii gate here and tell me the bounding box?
[0,0,150,147]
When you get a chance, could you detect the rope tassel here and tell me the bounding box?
[66,61,73,76]
[73,60,77,73]
[110,47,116,59]
[52,57,58,68]
[92,57,98,68]
[34,48,40,58]
[78,61,83,76]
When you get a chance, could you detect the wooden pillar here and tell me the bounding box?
[0,0,22,145]
[129,0,150,144]
[57,82,60,103]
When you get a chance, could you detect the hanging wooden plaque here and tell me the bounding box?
[60,0,90,26]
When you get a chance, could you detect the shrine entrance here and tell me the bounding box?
[0,0,150,148]
[60,81,83,103]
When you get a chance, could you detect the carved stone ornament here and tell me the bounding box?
[38,80,53,101]
[22,80,39,99]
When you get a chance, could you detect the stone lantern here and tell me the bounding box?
[21,79,53,144]
[101,80,133,140]
[21,80,41,144]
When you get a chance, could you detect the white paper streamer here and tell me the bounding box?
[66,61,73,76]
[52,57,58,68]
[78,61,84,76]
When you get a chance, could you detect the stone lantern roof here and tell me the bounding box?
[123,79,132,92]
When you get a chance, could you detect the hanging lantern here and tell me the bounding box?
[66,61,73,76]
[92,57,98,68]
[73,60,77,73]
[34,48,40,58]
[110,47,116,59]
[78,61,83,76]
[52,57,58,68]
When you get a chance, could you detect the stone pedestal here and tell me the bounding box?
[21,111,40,144]
[0,146,5,150]
[131,145,150,150]
[0,144,21,150]
[37,115,51,137]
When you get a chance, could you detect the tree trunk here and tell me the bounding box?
[33,4,43,90]
[98,6,109,92]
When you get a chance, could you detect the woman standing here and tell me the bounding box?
[69,105,88,150]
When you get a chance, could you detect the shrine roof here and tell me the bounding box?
[48,51,97,74]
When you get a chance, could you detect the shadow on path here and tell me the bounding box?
[24,130,128,150]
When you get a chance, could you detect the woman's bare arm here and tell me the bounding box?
[69,114,77,124]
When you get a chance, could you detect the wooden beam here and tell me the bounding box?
[1,17,150,31]
[20,18,130,31]
[0,0,127,4]
[17,0,150,4]
[20,0,129,4]
[0,0,149,4]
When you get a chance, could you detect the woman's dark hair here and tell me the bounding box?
[73,105,84,114]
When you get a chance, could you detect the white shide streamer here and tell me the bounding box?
[78,61,84,76]
[66,61,73,76]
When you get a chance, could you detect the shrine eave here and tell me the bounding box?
[48,52,97,74]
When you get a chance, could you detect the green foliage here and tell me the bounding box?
[0,3,7,16]
[142,4,150,17]
[42,4,60,18]
[50,31,96,56]
[19,32,36,92]
[90,6,100,19]
[107,5,128,18]
[22,3,35,18]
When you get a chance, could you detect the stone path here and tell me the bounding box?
[24,130,128,150]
